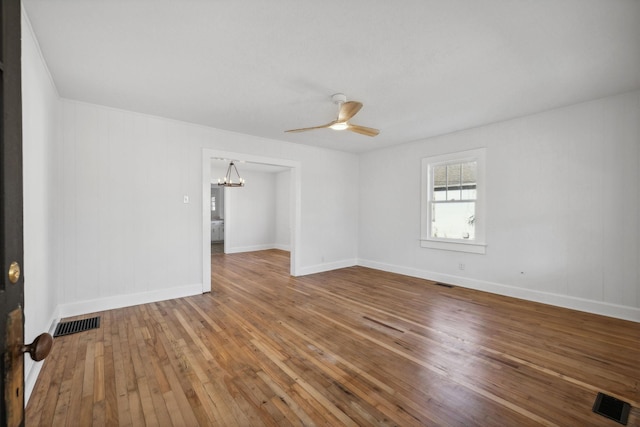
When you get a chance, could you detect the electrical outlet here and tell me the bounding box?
[459,263,465,271]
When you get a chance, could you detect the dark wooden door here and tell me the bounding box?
[1,0,26,424]
[1,1,53,423]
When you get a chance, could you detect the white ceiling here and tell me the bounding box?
[23,0,640,153]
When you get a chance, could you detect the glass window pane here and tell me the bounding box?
[432,164,447,186]
[431,201,476,240]
[462,161,476,185]
[461,161,477,200]
[433,188,447,201]
[446,164,461,200]
[432,164,447,200]
[461,188,476,200]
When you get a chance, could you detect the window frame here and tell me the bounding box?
[421,148,487,254]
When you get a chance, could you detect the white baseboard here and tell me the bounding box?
[358,258,640,322]
[225,244,278,254]
[297,258,358,276]
[25,362,44,408]
[57,283,203,319]
[225,243,291,253]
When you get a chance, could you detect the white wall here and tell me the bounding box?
[21,9,62,401]
[359,90,640,321]
[57,99,359,315]
[225,170,277,253]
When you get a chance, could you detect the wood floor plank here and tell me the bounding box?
[102,335,119,426]
[65,333,88,425]
[27,249,640,426]
[110,317,132,426]
[161,363,201,426]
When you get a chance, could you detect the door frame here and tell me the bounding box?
[1,0,26,423]
[201,149,301,292]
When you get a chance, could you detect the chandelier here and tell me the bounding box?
[218,161,245,187]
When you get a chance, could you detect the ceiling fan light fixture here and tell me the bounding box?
[284,94,379,137]
[329,122,349,131]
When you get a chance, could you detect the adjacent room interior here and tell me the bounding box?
[15,1,640,425]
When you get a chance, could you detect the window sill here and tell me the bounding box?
[420,239,486,254]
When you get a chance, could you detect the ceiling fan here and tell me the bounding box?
[285,93,380,137]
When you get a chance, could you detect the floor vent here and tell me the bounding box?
[592,392,630,425]
[54,316,101,337]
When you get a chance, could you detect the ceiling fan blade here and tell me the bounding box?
[338,101,363,122]
[347,124,380,137]
[285,122,335,133]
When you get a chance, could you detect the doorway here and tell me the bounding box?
[201,149,301,293]
[209,184,225,255]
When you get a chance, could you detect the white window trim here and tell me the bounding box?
[420,148,487,254]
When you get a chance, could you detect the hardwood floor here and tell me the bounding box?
[27,250,639,426]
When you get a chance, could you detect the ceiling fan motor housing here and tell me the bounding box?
[332,93,347,104]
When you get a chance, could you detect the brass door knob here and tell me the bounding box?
[21,333,53,361]
[8,261,20,284]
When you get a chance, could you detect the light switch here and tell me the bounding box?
[183,195,189,204]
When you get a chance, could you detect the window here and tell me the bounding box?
[211,196,216,212]
[421,148,486,254]
[431,161,477,240]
